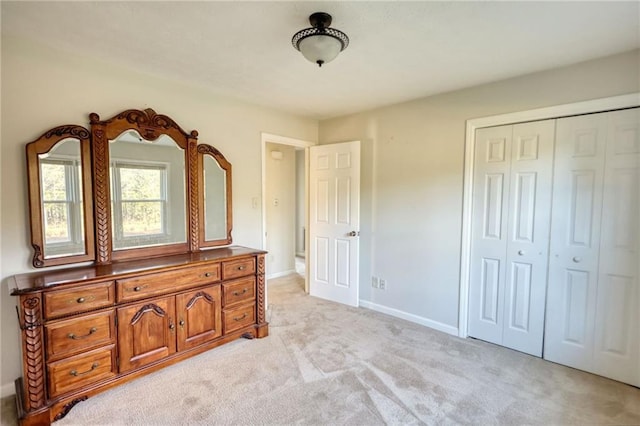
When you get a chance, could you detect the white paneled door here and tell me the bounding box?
[545,108,639,387]
[309,141,360,307]
[469,120,555,356]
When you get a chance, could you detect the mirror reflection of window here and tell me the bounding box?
[112,162,168,249]
[109,131,187,251]
[38,139,85,258]
[203,155,227,241]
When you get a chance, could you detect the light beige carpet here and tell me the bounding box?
[2,273,639,425]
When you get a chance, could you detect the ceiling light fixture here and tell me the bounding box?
[292,12,349,67]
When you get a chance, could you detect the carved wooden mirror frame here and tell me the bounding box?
[25,107,234,267]
[26,126,95,267]
[197,144,233,248]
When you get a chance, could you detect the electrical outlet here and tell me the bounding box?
[379,279,386,290]
[371,276,379,288]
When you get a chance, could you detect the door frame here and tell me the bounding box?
[458,93,639,339]
[261,133,316,291]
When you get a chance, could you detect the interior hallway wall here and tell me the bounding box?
[265,143,296,277]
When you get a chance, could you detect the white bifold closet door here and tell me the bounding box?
[544,108,639,387]
[468,120,555,356]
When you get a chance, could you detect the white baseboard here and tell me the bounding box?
[1,382,15,398]
[359,300,459,337]
[266,269,296,280]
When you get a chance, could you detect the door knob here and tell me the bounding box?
[347,231,360,237]
[572,256,581,263]
[517,250,525,256]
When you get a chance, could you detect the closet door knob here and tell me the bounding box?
[517,250,525,256]
[572,256,581,263]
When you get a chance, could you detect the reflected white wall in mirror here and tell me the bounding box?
[109,131,187,251]
[203,155,227,241]
[38,138,85,258]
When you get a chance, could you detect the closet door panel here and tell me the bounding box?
[593,108,639,386]
[468,125,512,345]
[503,120,555,356]
[545,113,608,371]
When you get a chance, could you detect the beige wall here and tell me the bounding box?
[265,143,296,276]
[319,49,639,333]
[0,36,318,396]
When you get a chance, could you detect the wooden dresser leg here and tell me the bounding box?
[256,323,269,338]
[15,378,50,426]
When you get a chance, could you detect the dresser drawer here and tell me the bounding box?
[47,345,116,398]
[222,276,256,308]
[46,310,116,361]
[222,258,256,280]
[44,281,115,319]
[223,303,256,334]
[117,263,220,302]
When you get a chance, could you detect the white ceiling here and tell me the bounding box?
[2,1,638,120]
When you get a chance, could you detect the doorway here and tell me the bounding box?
[261,133,314,291]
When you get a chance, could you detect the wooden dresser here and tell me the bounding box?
[11,246,267,425]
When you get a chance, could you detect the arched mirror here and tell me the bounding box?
[198,144,232,247]
[91,108,195,263]
[26,126,95,267]
[109,131,187,251]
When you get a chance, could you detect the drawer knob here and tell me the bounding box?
[237,265,246,271]
[204,272,212,277]
[233,289,248,297]
[233,313,248,322]
[169,323,175,331]
[68,295,95,305]
[179,319,185,328]
[70,362,99,377]
[68,327,98,340]
[130,285,149,292]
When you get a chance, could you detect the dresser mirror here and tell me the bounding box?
[26,126,95,267]
[26,108,233,267]
[109,131,187,251]
[198,144,232,247]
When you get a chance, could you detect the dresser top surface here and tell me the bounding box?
[10,246,266,294]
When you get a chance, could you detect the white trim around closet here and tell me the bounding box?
[458,93,640,339]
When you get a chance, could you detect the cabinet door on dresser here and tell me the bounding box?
[117,296,177,372]
[176,285,222,351]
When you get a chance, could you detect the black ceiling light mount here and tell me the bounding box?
[292,12,349,67]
